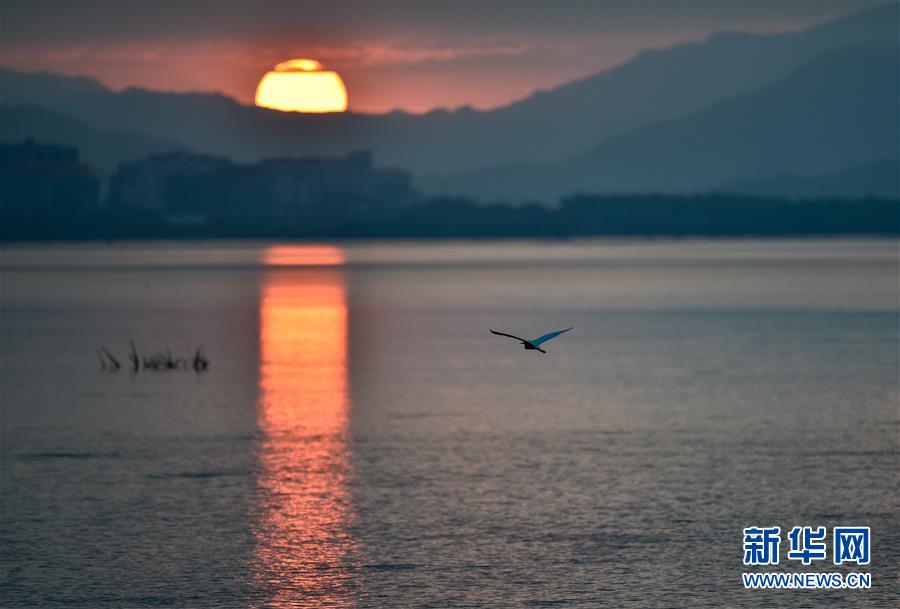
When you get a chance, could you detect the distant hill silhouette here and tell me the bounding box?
[427,43,899,201]
[471,3,898,169]
[0,3,895,182]
[721,160,900,200]
[0,105,183,175]
[0,70,109,106]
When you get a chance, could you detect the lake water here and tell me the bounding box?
[1,239,897,608]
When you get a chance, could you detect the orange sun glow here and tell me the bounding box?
[255,58,348,113]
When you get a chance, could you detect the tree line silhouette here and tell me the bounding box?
[3,192,897,240]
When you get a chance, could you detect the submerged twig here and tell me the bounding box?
[97,343,209,373]
[99,346,121,371]
[192,347,209,372]
[128,340,141,372]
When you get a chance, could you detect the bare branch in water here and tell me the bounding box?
[193,347,209,372]
[99,346,121,370]
[128,340,141,372]
[98,344,209,373]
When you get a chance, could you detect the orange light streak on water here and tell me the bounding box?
[263,245,346,267]
[254,245,355,606]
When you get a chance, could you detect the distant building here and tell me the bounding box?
[110,149,415,227]
[107,151,231,213]
[248,150,414,223]
[0,139,99,214]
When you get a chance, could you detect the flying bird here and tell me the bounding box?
[490,327,573,353]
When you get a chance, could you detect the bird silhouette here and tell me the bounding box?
[490,327,573,354]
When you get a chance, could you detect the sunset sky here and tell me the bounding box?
[0,1,876,114]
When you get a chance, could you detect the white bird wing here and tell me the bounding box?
[531,327,573,346]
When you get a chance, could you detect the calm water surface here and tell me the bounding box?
[1,240,898,607]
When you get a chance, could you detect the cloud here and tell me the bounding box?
[310,41,533,68]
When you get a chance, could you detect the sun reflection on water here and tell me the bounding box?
[263,245,347,267]
[254,245,355,606]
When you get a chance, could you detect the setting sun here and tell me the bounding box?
[255,58,348,113]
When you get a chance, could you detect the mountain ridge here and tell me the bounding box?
[0,104,183,175]
[720,160,900,200]
[423,43,899,201]
[0,4,895,187]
